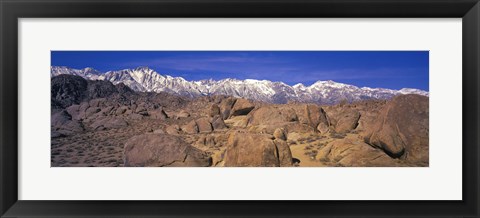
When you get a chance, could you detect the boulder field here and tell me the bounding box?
[51,75,429,167]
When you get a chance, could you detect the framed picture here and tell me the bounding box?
[1,0,479,217]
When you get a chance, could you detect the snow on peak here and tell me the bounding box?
[135,66,152,71]
[312,80,337,86]
[398,88,429,96]
[50,66,429,104]
[293,83,306,89]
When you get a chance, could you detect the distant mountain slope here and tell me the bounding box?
[51,66,429,104]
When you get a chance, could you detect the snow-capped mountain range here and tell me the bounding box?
[51,66,429,104]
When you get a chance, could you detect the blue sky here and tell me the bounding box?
[51,51,429,91]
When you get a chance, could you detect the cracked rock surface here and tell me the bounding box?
[51,75,429,167]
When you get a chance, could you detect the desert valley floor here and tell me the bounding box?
[51,74,429,167]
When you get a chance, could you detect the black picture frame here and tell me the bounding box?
[1,0,479,217]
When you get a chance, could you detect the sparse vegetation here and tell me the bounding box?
[329,132,346,139]
[51,74,429,167]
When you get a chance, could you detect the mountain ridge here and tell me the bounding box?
[51,66,429,104]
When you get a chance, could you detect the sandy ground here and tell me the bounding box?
[52,116,407,167]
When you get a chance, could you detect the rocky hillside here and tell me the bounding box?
[51,66,428,105]
[51,74,429,167]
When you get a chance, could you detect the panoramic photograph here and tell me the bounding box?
[51,51,429,167]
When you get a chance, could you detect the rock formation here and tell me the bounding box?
[50,74,429,167]
[124,134,212,167]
